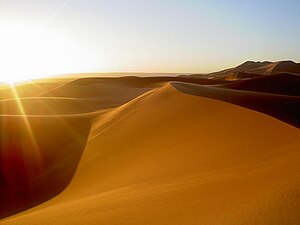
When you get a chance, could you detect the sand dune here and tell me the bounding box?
[272,60,300,74]
[191,60,300,80]
[219,73,300,96]
[0,79,73,100]
[1,77,299,224]
[0,77,165,218]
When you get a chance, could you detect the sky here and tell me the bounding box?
[0,0,300,82]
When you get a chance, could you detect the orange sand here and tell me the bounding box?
[1,76,299,224]
[0,76,300,225]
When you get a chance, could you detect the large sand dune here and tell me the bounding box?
[1,75,300,224]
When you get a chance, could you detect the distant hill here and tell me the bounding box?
[190,60,300,80]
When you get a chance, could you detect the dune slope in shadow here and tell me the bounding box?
[0,114,92,218]
[219,73,300,96]
[172,81,300,128]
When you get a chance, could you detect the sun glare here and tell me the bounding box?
[0,24,44,84]
[0,22,92,85]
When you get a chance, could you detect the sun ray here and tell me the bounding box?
[23,80,89,143]
[8,84,43,168]
[42,0,72,28]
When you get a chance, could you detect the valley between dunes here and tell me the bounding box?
[0,75,300,224]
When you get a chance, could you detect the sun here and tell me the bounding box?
[0,24,42,84]
[0,22,90,85]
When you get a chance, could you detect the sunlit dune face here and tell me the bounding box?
[0,23,90,84]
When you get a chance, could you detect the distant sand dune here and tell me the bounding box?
[190,60,300,80]
[219,73,300,96]
[0,79,72,100]
[1,78,299,224]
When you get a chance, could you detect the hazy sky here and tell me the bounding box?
[0,0,300,80]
